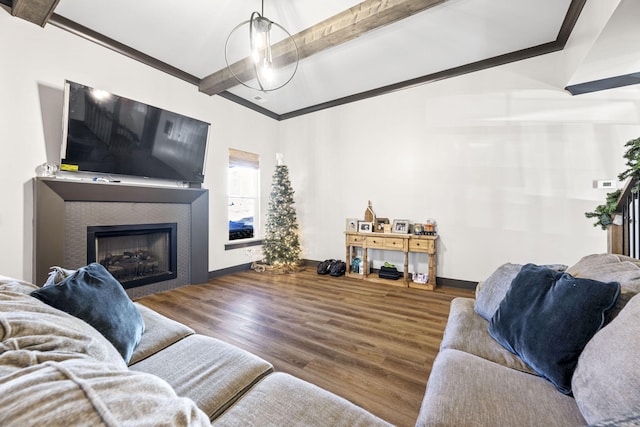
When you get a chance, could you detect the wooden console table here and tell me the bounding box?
[345,232,437,290]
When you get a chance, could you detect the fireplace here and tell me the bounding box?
[34,177,209,299]
[87,223,178,289]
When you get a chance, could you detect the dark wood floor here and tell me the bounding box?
[136,269,474,427]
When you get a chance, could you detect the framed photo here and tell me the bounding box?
[358,221,374,233]
[346,218,358,232]
[392,219,410,234]
[375,217,390,233]
[413,223,424,235]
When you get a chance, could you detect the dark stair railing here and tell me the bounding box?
[610,178,640,258]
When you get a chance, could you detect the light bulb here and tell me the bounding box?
[260,62,274,83]
[225,10,298,92]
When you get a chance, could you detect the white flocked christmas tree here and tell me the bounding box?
[261,155,302,272]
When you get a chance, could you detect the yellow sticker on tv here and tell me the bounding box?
[60,164,79,171]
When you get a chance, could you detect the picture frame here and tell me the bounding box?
[346,218,358,232]
[392,219,410,234]
[413,223,424,235]
[358,221,374,233]
[375,217,390,233]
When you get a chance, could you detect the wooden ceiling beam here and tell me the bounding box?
[11,0,61,27]
[199,0,446,96]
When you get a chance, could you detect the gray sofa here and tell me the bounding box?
[416,254,640,427]
[0,275,391,426]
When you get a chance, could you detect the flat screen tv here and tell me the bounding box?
[60,80,210,184]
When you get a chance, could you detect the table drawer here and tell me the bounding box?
[365,236,385,248]
[409,239,435,253]
[347,234,365,245]
[384,238,405,250]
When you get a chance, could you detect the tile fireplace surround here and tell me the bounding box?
[33,177,209,299]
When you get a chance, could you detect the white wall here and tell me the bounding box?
[1,0,639,285]
[0,11,278,281]
[279,0,640,282]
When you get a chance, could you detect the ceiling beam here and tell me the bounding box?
[565,72,640,95]
[11,0,60,27]
[199,0,446,96]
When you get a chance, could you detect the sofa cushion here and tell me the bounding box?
[415,349,586,427]
[572,293,640,425]
[212,372,393,427]
[130,334,273,419]
[0,276,40,295]
[0,359,210,426]
[0,285,126,370]
[567,253,640,320]
[31,263,144,363]
[128,303,195,366]
[489,264,620,394]
[567,254,640,284]
[474,263,567,321]
[440,297,536,374]
[588,412,640,427]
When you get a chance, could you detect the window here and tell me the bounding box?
[228,149,259,241]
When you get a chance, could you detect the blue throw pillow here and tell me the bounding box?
[31,263,144,363]
[488,263,620,394]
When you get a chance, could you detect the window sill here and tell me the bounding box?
[225,239,263,251]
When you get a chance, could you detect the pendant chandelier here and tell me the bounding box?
[225,0,299,92]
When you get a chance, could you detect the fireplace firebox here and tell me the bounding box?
[87,223,178,289]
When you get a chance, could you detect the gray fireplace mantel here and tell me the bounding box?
[33,177,209,297]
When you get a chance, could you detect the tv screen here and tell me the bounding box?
[60,80,210,183]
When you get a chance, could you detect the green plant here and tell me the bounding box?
[585,189,621,230]
[618,137,640,192]
[585,136,640,229]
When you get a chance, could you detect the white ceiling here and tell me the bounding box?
[567,0,640,84]
[51,0,577,117]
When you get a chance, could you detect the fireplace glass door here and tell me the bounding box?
[87,223,177,288]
